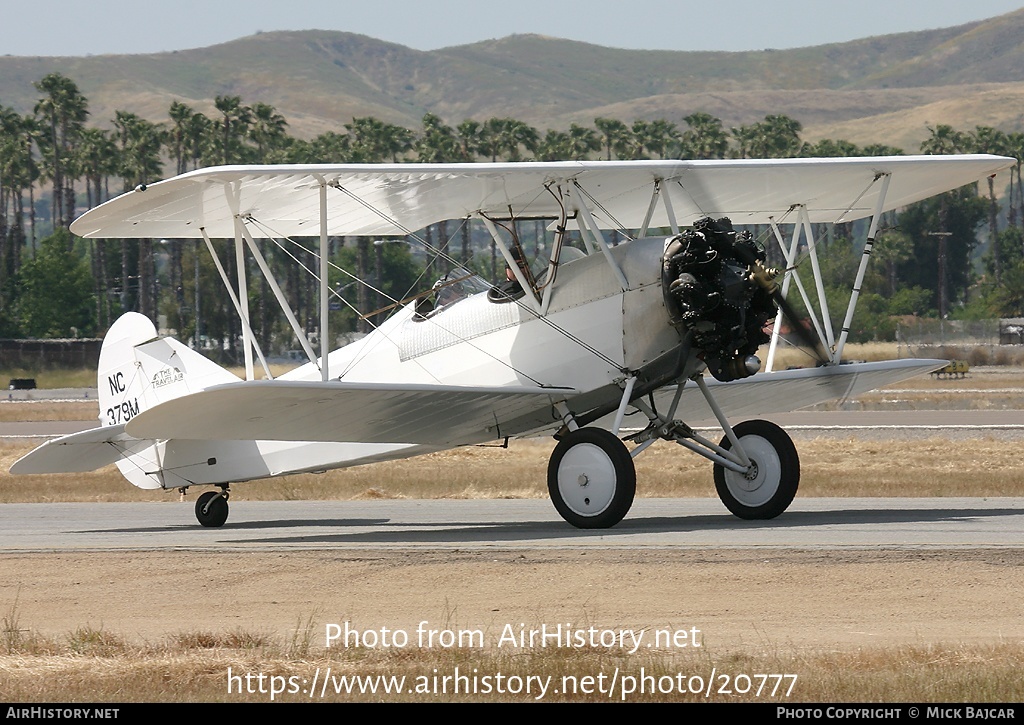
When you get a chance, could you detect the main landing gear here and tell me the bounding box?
[548,428,636,529]
[193,486,230,527]
[712,419,799,520]
[547,376,800,529]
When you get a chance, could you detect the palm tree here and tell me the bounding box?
[114,111,166,319]
[970,126,1009,283]
[344,117,414,163]
[0,108,37,302]
[730,124,757,159]
[184,111,212,171]
[308,131,351,162]
[860,144,905,156]
[920,124,967,155]
[416,113,461,163]
[629,119,678,159]
[499,119,539,162]
[477,118,538,162]
[566,123,600,160]
[746,115,802,158]
[213,95,253,165]
[537,129,571,161]
[799,138,860,157]
[680,113,729,160]
[33,73,89,232]
[1005,132,1024,230]
[76,127,117,208]
[456,119,483,162]
[477,118,505,162]
[248,103,289,163]
[74,126,119,328]
[166,101,195,175]
[594,117,631,160]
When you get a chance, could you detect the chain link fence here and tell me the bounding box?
[896,318,1024,366]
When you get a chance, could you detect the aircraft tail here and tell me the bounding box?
[98,312,240,426]
[97,312,240,488]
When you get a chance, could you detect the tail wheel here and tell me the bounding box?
[195,490,229,527]
[713,419,799,520]
[548,428,635,529]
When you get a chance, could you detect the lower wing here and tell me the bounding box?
[123,381,578,445]
[658,358,946,421]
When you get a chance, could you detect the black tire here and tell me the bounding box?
[713,419,799,520]
[547,428,636,529]
[195,490,229,528]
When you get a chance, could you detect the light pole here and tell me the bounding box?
[928,231,953,318]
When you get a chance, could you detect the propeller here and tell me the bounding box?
[743,255,830,366]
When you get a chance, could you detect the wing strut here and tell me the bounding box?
[232,215,256,378]
[570,182,629,291]
[660,180,681,235]
[764,172,893,369]
[637,180,661,239]
[765,215,830,371]
[200,227,273,379]
[800,206,835,352]
[479,216,542,312]
[318,178,330,381]
[237,219,319,367]
[834,173,891,362]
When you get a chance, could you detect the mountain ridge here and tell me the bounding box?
[2,10,1023,150]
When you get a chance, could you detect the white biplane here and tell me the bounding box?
[11,155,1014,528]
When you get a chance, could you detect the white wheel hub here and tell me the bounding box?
[556,442,618,517]
[721,435,781,508]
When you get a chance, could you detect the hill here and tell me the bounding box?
[2,9,1024,149]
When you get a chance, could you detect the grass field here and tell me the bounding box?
[1,628,1020,702]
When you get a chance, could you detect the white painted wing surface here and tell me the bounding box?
[69,156,1015,240]
[124,381,578,445]
[10,425,135,474]
[657,359,948,423]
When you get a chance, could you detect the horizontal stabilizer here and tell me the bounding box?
[10,425,134,474]
[125,381,577,445]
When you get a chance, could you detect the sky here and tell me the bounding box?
[4,0,1024,57]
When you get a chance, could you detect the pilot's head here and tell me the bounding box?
[506,246,528,282]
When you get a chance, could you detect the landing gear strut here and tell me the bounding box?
[195,486,230,527]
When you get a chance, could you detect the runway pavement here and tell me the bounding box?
[1,497,1021,552]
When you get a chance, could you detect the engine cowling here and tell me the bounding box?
[662,217,778,382]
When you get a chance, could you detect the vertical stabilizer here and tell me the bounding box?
[97,312,240,489]
[98,312,159,426]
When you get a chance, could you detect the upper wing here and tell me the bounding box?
[69,156,1015,240]
[124,380,577,445]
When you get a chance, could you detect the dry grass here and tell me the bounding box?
[0,401,99,423]
[2,435,1023,503]
[763,342,901,370]
[0,614,1021,702]
[0,368,97,390]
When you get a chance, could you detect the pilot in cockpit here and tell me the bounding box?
[487,246,531,303]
